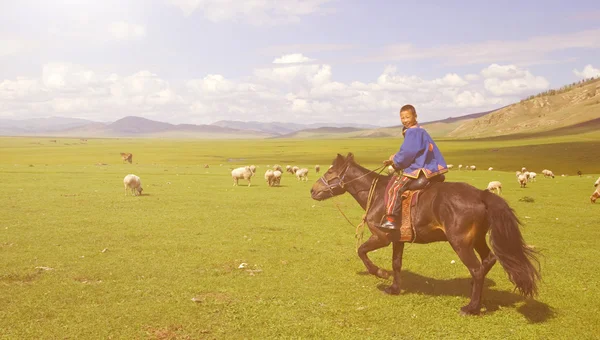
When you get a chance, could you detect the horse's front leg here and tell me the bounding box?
[357,234,391,279]
[385,241,405,295]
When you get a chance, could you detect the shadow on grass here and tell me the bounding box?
[368,270,555,323]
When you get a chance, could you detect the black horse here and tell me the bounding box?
[310,153,540,315]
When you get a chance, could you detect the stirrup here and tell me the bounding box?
[378,220,399,231]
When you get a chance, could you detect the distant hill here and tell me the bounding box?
[211,120,380,135]
[273,126,365,138]
[448,77,600,138]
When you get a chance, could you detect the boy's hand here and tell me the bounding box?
[383,159,394,166]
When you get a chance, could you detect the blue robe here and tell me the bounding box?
[392,125,448,179]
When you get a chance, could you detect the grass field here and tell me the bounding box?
[1,136,599,339]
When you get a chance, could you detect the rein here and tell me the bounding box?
[321,164,387,251]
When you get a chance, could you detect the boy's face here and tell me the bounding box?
[400,110,417,128]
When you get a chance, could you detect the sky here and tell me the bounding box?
[1,0,600,127]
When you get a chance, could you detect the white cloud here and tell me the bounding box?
[481,64,549,96]
[108,21,146,41]
[359,29,600,66]
[273,53,315,64]
[167,0,335,25]
[573,64,600,79]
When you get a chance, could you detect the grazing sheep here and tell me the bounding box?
[591,188,600,203]
[387,165,395,176]
[264,169,275,186]
[296,168,309,182]
[232,166,253,187]
[249,165,257,173]
[528,172,537,182]
[542,169,555,178]
[470,165,476,171]
[315,165,320,173]
[286,165,292,173]
[488,167,493,171]
[272,170,282,186]
[458,164,463,170]
[486,181,502,195]
[518,173,528,188]
[292,166,299,174]
[123,174,143,196]
[447,164,454,169]
[272,164,282,172]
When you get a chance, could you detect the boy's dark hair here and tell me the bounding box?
[400,104,417,117]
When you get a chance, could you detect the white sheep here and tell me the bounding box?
[591,188,600,203]
[286,165,292,173]
[315,165,320,173]
[542,169,555,178]
[521,167,527,173]
[528,172,537,182]
[447,164,454,169]
[273,164,282,172]
[458,164,463,170]
[292,166,299,174]
[486,181,502,195]
[264,169,275,186]
[123,174,143,196]
[488,167,493,171]
[272,170,282,186]
[296,168,309,182]
[518,173,528,188]
[232,166,253,187]
[470,165,476,171]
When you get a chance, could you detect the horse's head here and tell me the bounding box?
[310,153,354,201]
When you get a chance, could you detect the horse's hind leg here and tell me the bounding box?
[449,239,485,315]
[474,235,496,277]
[357,235,391,279]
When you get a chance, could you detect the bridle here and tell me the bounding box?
[318,163,387,193]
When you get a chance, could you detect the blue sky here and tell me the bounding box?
[1,0,599,126]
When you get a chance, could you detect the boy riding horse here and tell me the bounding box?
[379,104,448,231]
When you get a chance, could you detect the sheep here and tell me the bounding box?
[488,167,493,171]
[542,169,555,178]
[591,188,600,203]
[387,165,396,176]
[249,165,256,174]
[458,164,463,170]
[296,168,309,182]
[521,167,527,173]
[264,169,275,186]
[518,173,528,188]
[120,152,133,164]
[273,164,282,172]
[528,172,537,182]
[204,164,209,168]
[447,164,454,169]
[486,181,502,195]
[286,165,292,173]
[315,165,320,173]
[123,174,143,196]
[272,170,282,186]
[470,165,476,171]
[232,166,253,187]
[291,166,299,174]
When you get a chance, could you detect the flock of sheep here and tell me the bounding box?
[231,164,320,187]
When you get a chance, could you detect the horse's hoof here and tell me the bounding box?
[384,286,400,295]
[459,306,480,316]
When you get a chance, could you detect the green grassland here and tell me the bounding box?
[1,136,599,339]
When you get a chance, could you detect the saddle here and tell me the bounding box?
[398,190,420,242]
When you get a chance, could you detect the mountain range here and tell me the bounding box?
[1,77,598,139]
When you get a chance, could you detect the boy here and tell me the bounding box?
[379,104,448,231]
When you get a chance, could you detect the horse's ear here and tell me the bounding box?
[346,152,354,162]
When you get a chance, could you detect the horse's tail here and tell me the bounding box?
[481,190,541,298]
